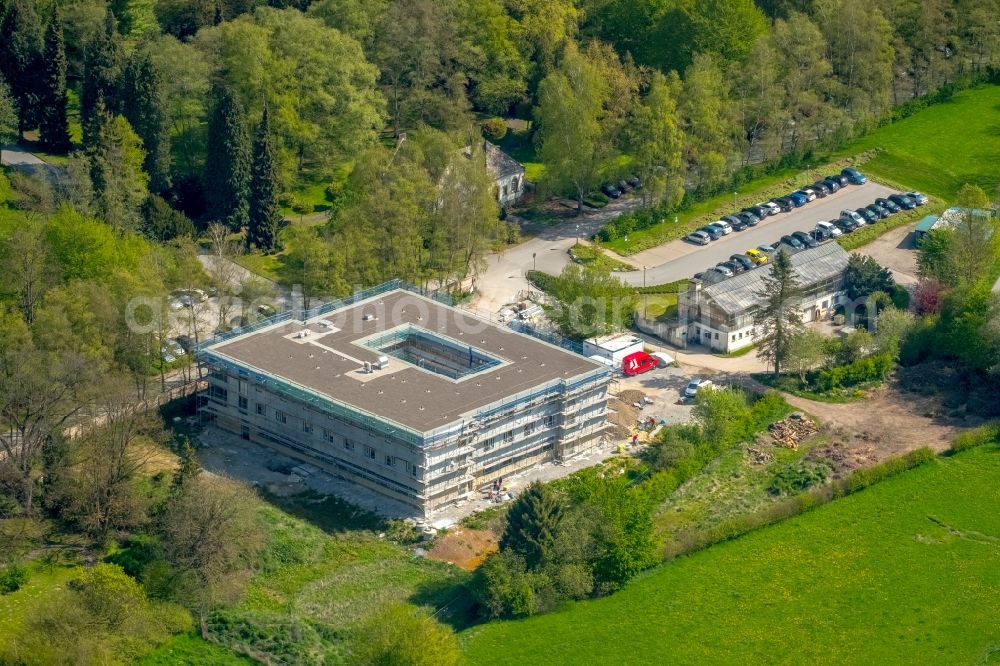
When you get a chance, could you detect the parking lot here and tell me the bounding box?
[619,181,899,285]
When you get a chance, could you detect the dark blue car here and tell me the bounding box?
[789,191,808,207]
[841,167,867,185]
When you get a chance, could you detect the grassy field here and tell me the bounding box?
[841,85,1000,201]
[462,445,1000,665]
[138,634,256,665]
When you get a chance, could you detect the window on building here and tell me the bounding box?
[512,176,520,192]
[208,386,227,401]
[344,438,355,451]
[483,437,496,451]
[714,332,719,339]
[364,445,376,460]
[822,299,829,309]
[385,455,394,466]
[238,396,248,411]
[524,421,534,436]
[503,430,514,443]
[255,402,265,415]
[545,414,556,428]
[731,335,736,342]
[503,184,509,196]
[275,410,286,424]
[411,463,418,477]
[302,423,312,434]
[238,380,248,396]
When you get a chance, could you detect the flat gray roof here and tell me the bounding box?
[204,290,602,433]
[702,243,850,315]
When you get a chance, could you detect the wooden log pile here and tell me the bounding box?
[767,413,817,449]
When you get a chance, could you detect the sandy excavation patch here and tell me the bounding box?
[426,528,499,571]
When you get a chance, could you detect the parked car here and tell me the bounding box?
[737,211,761,226]
[709,220,733,235]
[888,193,916,210]
[876,197,901,213]
[906,191,928,205]
[822,177,841,193]
[707,267,732,280]
[833,218,856,234]
[686,230,711,245]
[809,229,828,243]
[167,338,186,357]
[856,207,879,224]
[622,351,657,376]
[730,254,754,271]
[627,175,641,188]
[811,181,831,197]
[160,347,176,364]
[771,197,794,212]
[802,188,817,202]
[779,234,805,249]
[601,183,621,198]
[729,218,750,232]
[722,214,745,228]
[744,205,769,219]
[866,203,889,219]
[719,260,744,275]
[757,244,776,255]
[840,209,865,225]
[617,180,632,193]
[789,191,808,207]
[792,230,819,248]
[829,173,849,187]
[685,378,714,399]
[815,220,843,237]
[745,248,769,265]
[841,167,867,185]
[257,303,277,317]
[699,225,723,240]
[759,201,781,216]
[712,264,734,278]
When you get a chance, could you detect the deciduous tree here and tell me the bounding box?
[627,71,684,207]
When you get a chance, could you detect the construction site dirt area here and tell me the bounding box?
[426,529,499,570]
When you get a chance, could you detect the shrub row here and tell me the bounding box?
[663,446,936,560]
[950,423,1000,453]
[813,353,894,392]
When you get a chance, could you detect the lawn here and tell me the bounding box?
[840,85,1000,201]
[568,244,635,272]
[0,562,79,646]
[638,292,677,320]
[462,445,1000,665]
[137,633,255,665]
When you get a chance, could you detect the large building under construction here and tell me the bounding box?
[198,284,610,516]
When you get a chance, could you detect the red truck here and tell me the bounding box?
[622,351,657,376]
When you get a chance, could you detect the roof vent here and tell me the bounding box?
[363,361,372,373]
[362,313,376,321]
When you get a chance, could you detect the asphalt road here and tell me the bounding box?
[616,181,898,286]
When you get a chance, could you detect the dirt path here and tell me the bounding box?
[779,385,969,459]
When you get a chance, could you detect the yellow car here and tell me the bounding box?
[745,248,768,266]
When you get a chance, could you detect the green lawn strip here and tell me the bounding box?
[837,85,1000,201]
[0,562,79,645]
[638,292,677,320]
[715,342,758,358]
[137,633,256,665]
[462,446,1000,665]
[234,252,284,284]
[568,244,634,272]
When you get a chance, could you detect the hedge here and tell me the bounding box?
[813,353,894,392]
[950,423,1000,453]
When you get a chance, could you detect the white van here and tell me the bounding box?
[815,220,842,237]
[709,220,733,235]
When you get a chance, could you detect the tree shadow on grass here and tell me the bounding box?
[409,576,480,632]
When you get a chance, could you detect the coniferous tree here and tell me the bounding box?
[81,11,124,146]
[247,106,279,251]
[754,249,805,376]
[500,482,564,569]
[0,0,41,137]
[203,84,250,230]
[121,52,171,193]
[38,7,71,153]
[213,0,224,26]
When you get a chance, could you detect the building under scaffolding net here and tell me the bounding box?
[198,284,610,516]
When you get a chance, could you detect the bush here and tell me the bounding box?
[813,353,894,391]
[769,462,830,496]
[482,117,508,141]
[583,192,609,208]
[950,424,1000,453]
[0,564,28,594]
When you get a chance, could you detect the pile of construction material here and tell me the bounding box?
[767,413,817,449]
[608,389,649,438]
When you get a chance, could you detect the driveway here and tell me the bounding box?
[1,144,60,182]
[614,182,898,286]
[855,221,920,286]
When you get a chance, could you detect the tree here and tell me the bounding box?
[500,482,564,569]
[0,78,18,164]
[81,10,124,145]
[247,106,279,252]
[282,226,344,308]
[0,0,41,137]
[353,602,460,666]
[627,71,684,207]
[38,7,71,153]
[159,474,261,618]
[0,217,58,324]
[89,112,150,232]
[679,53,733,191]
[844,253,895,301]
[917,228,955,284]
[542,265,637,338]
[121,52,171,193]
[686,0,768,63]
[785,329,828,383]
[956,183,990,209]
[755,249,804,375]
[203,84,250,230]
[693,387,753,446]
[534,46,607,214]
[872,305,915,358]
[141,194,195,241]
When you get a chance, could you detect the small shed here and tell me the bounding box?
[582,333,644,366]
[914,214,939,244]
